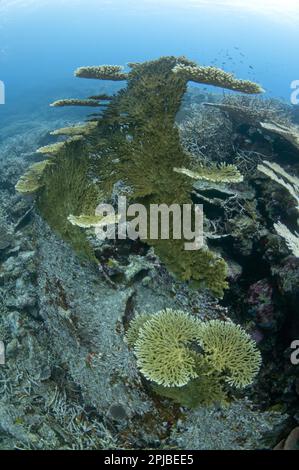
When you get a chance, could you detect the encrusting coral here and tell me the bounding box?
[19,56,263,297]
[127,309,262,406]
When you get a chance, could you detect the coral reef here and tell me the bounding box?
[23,56,262,297]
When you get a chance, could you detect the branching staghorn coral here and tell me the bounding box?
[23,56,265,296]
[257,160,299,213]
[173,64,264,94]
[274,222,299,257]
[127,309,262,406]
[174,163,244,183]
[74,65,128,81]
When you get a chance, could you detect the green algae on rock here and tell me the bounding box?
[24,56,263,297]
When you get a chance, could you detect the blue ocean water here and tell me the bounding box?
[0,0,298,123]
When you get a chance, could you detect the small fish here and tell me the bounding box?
[249,65,254,69]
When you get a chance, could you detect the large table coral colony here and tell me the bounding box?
[15,56,265,405]
[16,56,263,297]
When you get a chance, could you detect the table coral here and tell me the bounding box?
[19,56,264,297]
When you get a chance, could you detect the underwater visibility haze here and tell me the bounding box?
[0,0,299,453]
